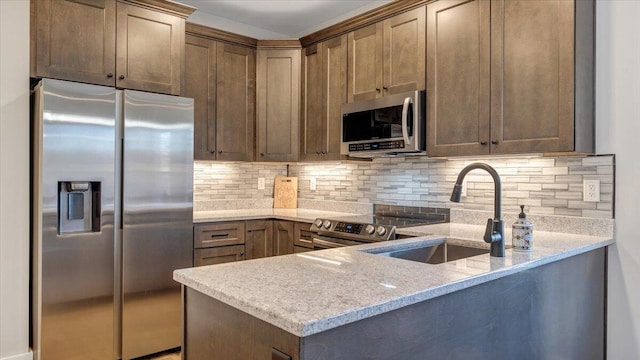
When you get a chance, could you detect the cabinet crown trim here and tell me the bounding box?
[257,39,302,49]
[186,22,258,48]
[119,0,196,18]
[300,0,432,47]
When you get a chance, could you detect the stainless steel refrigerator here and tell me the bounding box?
[31,78,193,360]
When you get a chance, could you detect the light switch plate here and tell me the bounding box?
[258,177,265,190]
[310,177,317,191]
[583,179,600,202]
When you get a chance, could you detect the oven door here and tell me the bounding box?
[312,234,367,249]
[341,90,425,156]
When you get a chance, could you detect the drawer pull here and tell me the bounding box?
[210,233,230,238]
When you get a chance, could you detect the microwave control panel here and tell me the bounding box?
[348,140,405,152]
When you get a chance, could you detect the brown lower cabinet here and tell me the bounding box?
[194,219,301,266]
[194,245,245,267]
[293,222,315,253]
[245,220,274,259]
[184,248,606,359]
[274,221,295,256]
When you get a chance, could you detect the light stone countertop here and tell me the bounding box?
[174,222,614,337]
[193,208,361,224]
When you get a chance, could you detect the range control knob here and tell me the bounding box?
[365,224,376,235]
[323,220,332,229]
[314,219,323,228]
[376,226,387,236]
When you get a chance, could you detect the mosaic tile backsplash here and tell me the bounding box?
[194,154,615,219]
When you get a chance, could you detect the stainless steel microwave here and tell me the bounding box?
[341,90,426,157]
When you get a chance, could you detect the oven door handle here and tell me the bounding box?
[401,96,413,146]
[313,237,347,249]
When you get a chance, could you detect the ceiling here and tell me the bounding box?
[179,0,394,39]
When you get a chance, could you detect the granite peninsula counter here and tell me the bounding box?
[175,221,613,359]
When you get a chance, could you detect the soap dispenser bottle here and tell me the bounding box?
[512,205,533,251]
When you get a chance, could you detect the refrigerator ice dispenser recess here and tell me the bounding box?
[58,181,101,234]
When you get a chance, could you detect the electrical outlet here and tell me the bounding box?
[310,177,317,191]
[258,177,265,190]
[461,178,468,197]
[583,179,600,202]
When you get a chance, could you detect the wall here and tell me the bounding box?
[195,154,614,219]
[596,1,640,357]
[0,1,32,360]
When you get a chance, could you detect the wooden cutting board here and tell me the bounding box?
[273,176,298,209]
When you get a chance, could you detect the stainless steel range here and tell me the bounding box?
[309,212,448,249]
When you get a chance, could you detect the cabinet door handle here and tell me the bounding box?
[107,73,114,78]
[376,87,380,92]
[480,141,488,145]
[210,233,229,238]
[383,86,388,91]
[260,152,265,156]
[218,150,222,154]
[119,75,125,80]
[491,140,499,145]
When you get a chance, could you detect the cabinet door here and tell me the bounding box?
[300,44,324,161]
[116,1,184,95]
[194,245,245,267]
[185,35,216,161]
[245,220,273,260]
[216,43,256,161]
[347,23,383,102]
[257,49,300,162]
[34,0,116,86]
[490,0,575,154]
[322,35,348,160]
[382,6,426,95]
[426,0,491,157]
[274,221,294,256]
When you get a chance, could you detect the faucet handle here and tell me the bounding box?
[483,218,502,244]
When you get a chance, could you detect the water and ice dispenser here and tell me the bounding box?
[58,181,101,234]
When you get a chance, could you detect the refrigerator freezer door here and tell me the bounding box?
[32,79,117,360]
[122,90,194,359]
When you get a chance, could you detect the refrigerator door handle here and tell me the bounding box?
[114,89,124,359]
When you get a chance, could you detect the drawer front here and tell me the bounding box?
[194,222,246,248]
[194,245,245,267]
[293,222,315,249]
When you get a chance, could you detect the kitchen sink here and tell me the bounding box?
[375,242,491,264]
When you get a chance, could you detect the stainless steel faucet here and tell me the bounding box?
[450,163,505,257]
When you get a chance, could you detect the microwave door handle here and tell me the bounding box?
[401,96,412,146]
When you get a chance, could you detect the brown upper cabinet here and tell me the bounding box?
[347,6,426,102]
[184,34,217,161]
[300,35,347,161]
[184,23,257,162]
[256,44,301,162]
[427,0,594,156]
[31,0,194,95]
